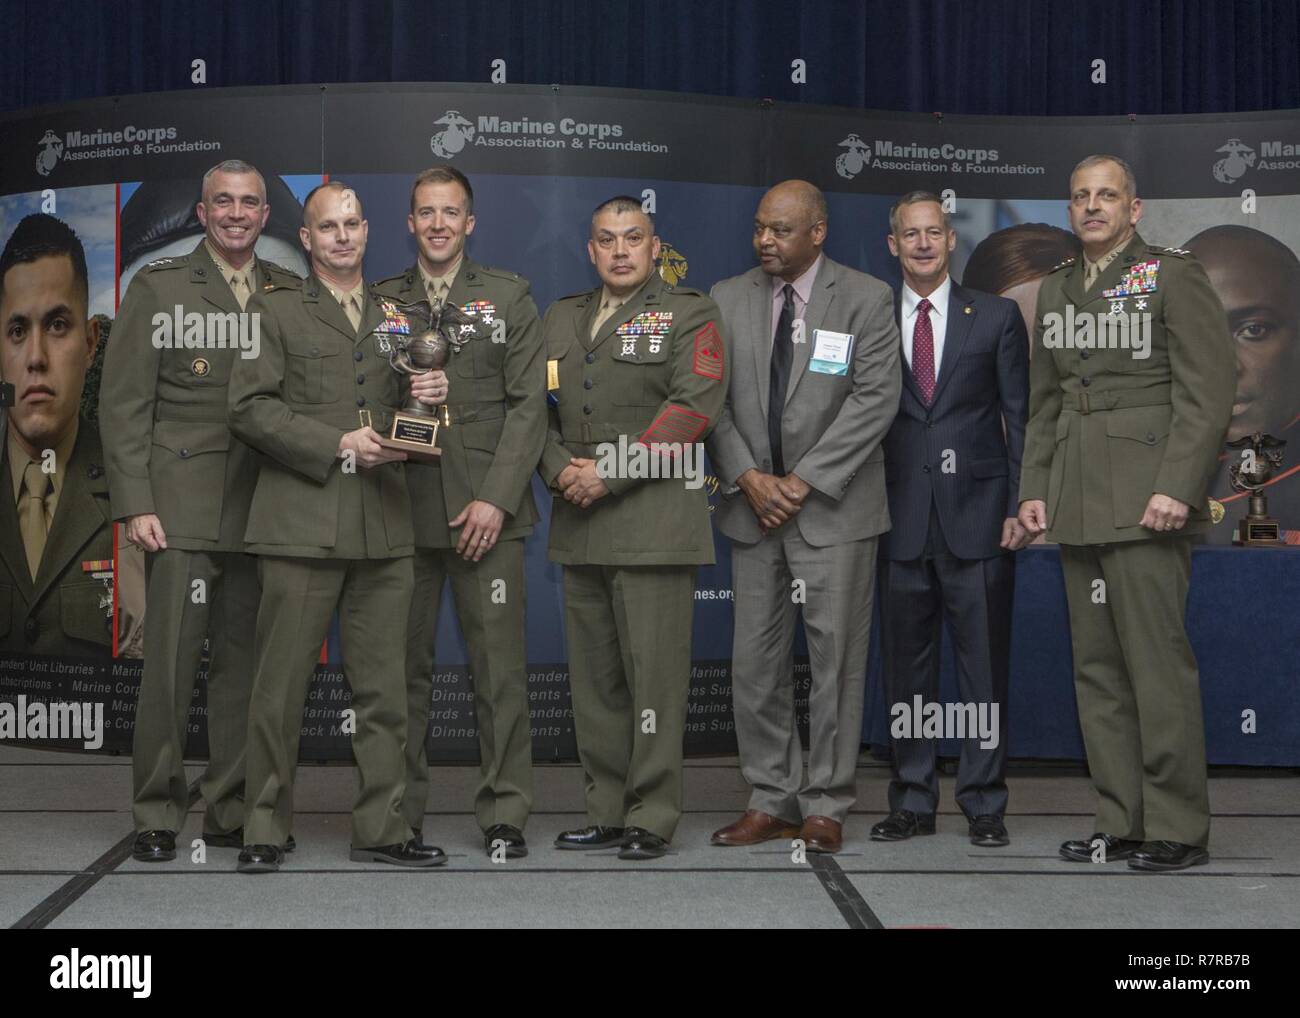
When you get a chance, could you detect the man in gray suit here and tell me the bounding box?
[706,180,901,853]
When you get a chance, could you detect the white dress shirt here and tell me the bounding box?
[899,274,952,371]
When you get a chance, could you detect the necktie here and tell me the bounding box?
[229,273,249,311]
[767,284,795,476]
[912,297,936,404]
[1084,261,1099,290]
[19,460,51,579]
[428,278,448,310]
[344,294,362,331]
[589,297,620,341]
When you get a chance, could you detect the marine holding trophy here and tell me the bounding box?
[372,166,547,859]
[228,180,438,872]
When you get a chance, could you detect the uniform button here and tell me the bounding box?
[927,421,935,429]
[24,617,39,643]
[310,347,319,356]
[583,405,593,415]
[1080,350,1090,360]
[354,350,364,361]
[1081,376,1091,387]
[179,448,190,458]
[583,379,593,389]
[357,398,366,407]
[88,465,103,479]
[356,374,365,384]
[585,353,596,364]
[922,465,931,473]
[1146,432,1156,443]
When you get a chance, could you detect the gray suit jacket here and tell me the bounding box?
[706,256,901,547]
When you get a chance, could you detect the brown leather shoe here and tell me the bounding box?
[799,815,843,853]
[711,809,802,847]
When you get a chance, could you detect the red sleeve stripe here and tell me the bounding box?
[692,321,724,380]
[641,404,709,446]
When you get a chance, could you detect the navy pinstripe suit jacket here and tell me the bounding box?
[881,280,1029,561]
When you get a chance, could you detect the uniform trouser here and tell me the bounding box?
[562,564,696,841]
[1059,537,1210,847]
[243,555,414,849]
[402,539,533,834]
[730,531,877,824]
[879,509,1013,819]
[132,548,258,834]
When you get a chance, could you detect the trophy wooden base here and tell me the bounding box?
[380,412,441,462]
[1234,517,1283,546]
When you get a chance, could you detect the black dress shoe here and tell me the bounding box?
[1059,833,1143,862]
[207,828,296,853]
[1127,840,1209,872]
[969,815,1010,847]
[237,844,284,874]
[554,825,626,850]
[618,827,668,860]
[132,829,177,862]
[350,838,447,867]
[869,810,936,841]
[484,823,528,858]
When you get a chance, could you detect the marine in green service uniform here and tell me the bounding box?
[1018,155,1235,872]
[542,196,729,860]
[99,162,297,863]
[0,215,114,660]
[371,166,546,859]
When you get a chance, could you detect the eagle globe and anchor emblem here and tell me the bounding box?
[1213,138,1256,183]
[835,133,871,180]
[431,111,475,158]
[36,129,64,177]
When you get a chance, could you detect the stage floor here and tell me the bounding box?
[3,746,1297,929]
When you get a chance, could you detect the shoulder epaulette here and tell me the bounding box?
[557,289,595,302]
[1156,246,1191,257]
[144,255,187,272]
[371,271,413,288]
[260,259,302,281]
[1049,257,1076,273]
[474,264,525,284]
[666,284,706,298]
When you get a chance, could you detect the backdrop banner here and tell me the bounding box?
[2,84,1296,764]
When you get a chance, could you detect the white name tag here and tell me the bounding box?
[810,329,853,375]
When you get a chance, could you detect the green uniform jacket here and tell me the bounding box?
[370,260,546,548]
[99,241,300,551]
[540,274,729,566]
[227,275,414,559]
[0,419,114,654]
[1019,232,1235,544]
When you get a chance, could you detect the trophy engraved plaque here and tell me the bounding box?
[368,297,480,462]
[1226,432,1287,546]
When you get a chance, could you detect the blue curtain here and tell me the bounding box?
[4,0,1298,116]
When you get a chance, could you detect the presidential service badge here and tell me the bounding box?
[191,357,210,377]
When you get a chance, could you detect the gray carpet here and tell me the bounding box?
[3,745,1296,929]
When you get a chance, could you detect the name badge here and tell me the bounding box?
[810,329,853,375]
[547,359,560,391]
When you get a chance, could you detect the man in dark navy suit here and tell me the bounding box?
[874,192,1030,847]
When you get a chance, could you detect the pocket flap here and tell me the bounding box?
[1106,410,1171,446]
[971,457,1009,479]
[152,420,231,457]
[285,334,334,358]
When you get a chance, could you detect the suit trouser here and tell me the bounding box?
[730,530,876,824]
[133,548,258,834]
[879,509,1013,819]
[243,555,414,849]
[402,539,533,833]
[1059,537,1210,847]
[562,564,696,841]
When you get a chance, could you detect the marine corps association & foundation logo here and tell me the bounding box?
[36,129,64,177]
[431,111,476,158]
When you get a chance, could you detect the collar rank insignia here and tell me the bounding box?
[1103,259,1160,298]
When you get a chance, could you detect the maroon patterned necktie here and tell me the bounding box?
[912,296,936,404]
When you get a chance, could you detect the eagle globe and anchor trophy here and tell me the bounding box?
[1226,432,1288,546]
[363,297,480,462]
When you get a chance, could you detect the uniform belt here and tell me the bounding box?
[154,403,230,423]
[1064,386,1172,415]
[444,399,508,424]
